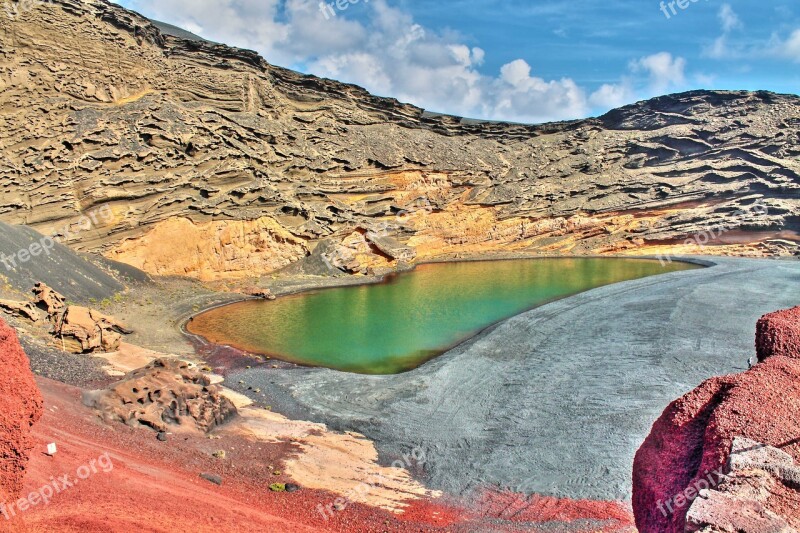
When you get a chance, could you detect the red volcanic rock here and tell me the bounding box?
[757,306,800,361]
[0,318,44,502]
[633,306,800,533]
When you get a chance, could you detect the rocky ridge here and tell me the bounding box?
[0,0,798,280]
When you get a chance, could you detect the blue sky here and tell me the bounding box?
[114,0,800,123]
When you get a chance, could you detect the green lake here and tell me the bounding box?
[187,258,698,374]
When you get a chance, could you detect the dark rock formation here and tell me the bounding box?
[83,358,237,433]
[0,0,798,281]
[633,307,800,532]
[0,318,44,503]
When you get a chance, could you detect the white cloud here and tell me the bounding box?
[719,4,742,33]
[705,4,743,59]
[776,29,800,62]
[630,52,687,92]
[589,81,635,109]
[123,0,697,122]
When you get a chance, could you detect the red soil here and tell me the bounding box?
[474,490,634,531]
[0,318,43,504]
[633,306,800,533]
[5,377,636,532]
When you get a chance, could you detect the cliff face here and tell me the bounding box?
[1,0,799,280]
[633,307,800,532]
[0,318,43,505]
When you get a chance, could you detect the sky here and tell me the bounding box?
[113,0,800,124]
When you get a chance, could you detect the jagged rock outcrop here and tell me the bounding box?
[0,0,798,280]
[1,283,131,352]
[633,307,800,532]
[83,358,237,433]
[0,318,44,504]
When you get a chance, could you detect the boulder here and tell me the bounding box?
[633,307,800,533]
[83,358,237,433]
[54,306,131,353]
[32,282,66,316]
[685,438,799,533]
[243,287,276,300]
[0,299,46,324]
[21,283,132,354]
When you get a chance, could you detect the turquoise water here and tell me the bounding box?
[188,258,698,374]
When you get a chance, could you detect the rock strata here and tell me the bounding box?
[0,0,798,280]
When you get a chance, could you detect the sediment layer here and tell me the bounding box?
[1,0,798,280]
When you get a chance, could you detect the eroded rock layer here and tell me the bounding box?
[1,0,798,279]
[83,358,237,433]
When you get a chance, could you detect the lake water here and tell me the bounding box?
[187,258,698,374]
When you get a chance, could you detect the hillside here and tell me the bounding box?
[1,0,798,281]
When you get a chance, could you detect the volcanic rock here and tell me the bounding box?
[0,299,45,324]
[633,307,800,532]
[0,318,44,503]
[756,306,800,361]
[684,438,799,532]
[32,282,67,317]
[243,287,276,300]
[0,0,798,281]
[16,283,132,353]
[54,306,130,353]
[83,358,237,434]
[199,473,223,486]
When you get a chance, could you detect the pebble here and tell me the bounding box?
[157,431,167,442]
[200,473,223,486]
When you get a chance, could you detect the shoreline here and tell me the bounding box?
[181,254,716,368]
[5,251,796,530]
